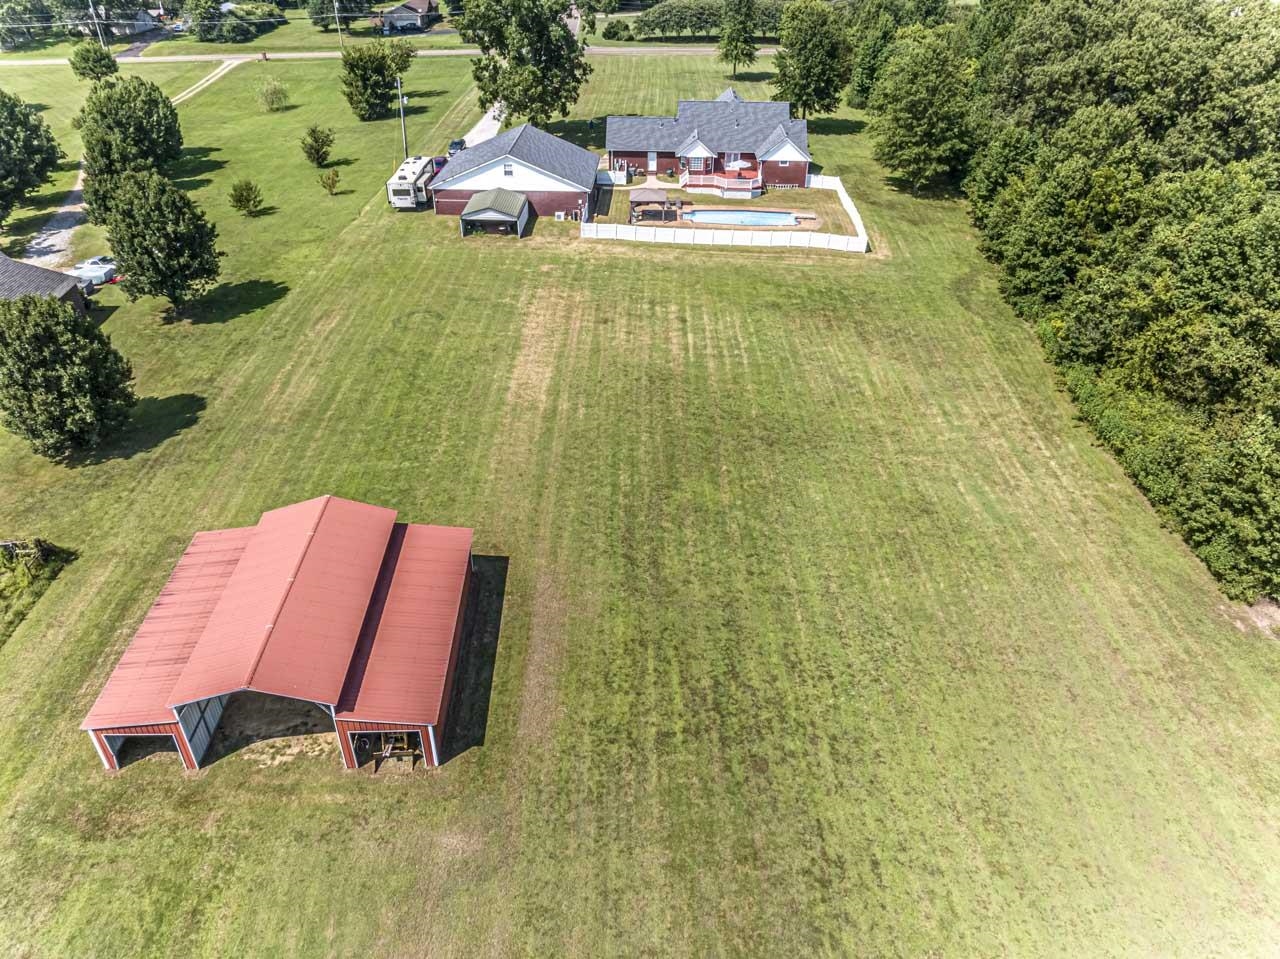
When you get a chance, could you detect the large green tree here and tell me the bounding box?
[68,41,119,81]
[75,75,182,179]
[959,0,1280,600]
[339,39,414,121]
[0,295,135,459]
[0,90,63,229]
[0,0,51,50]
[869,24,974,190]
[105,170,222,314]
[458,0,592,127]
[718,0,758,79]
[306,0,365,31]
[772,0,852,118]
[184,0,222,40]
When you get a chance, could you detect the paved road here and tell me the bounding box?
[0,44,773,67]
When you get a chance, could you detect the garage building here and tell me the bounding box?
[432,123,599,221]
[459,188,530,237]
[82,496,474,772]
[0,253,87,314]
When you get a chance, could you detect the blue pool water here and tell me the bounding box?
[682,209,799,227]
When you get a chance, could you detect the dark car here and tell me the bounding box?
[448,139,467,156]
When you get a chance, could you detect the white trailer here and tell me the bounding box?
[386,155,438,209]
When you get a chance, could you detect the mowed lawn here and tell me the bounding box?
[1,55,1279,957]
[0,61,216,257]
[139,15,469,56]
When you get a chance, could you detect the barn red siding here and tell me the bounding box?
[761,160,808,187]
[608,150,678,174]
[335,719,435,769]
[434,189,591,219]
[89,721,196,771]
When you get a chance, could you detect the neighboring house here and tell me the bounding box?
[0,254,87,314]
[378,0,438,31]
[109,9,159,35]
[605,88,811,198]
[432,124,600,222]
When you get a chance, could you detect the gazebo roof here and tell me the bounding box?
[628,188,669,205]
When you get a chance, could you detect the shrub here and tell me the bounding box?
[300,125,335,166]
[228,178,264,216]
[69,41,119,81]
[600,19,632,40]
[257,75,290,112]
[318,168,341,195]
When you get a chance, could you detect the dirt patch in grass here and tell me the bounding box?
[205,691,337,767]
[516,567,570,745]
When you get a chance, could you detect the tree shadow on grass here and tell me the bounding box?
[70,392,206,467]
[809,117,864,136]
[731,70,775,83]
[183,278,289,324]
[169,146,226,190]
[439,555,509,765]
[882,174,964,200]
[544,116,607,150]
[401,88,451,118]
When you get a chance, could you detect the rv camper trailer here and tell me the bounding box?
[386,155,442,209]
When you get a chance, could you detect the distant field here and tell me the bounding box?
[0,62,220,258]
[0,54,1279,958]
[139,16,468,56]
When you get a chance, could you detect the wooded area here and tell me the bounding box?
[868,0,1280,601]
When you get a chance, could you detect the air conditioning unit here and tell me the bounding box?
[554,211,566,221]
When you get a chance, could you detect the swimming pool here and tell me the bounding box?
[682,209,799,227]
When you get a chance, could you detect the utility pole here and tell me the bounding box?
[332,0,344,47]
[88,1,106,47]
[396,76,408,159]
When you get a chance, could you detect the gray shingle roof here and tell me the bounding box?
[605,89,809,159]
[434,124,599,192]
[0,254,78,300]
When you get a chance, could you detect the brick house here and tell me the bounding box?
[605,89,810,198]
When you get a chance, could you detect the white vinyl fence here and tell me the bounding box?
[580,174,870,255]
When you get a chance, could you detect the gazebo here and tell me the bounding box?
[628,188,679,224]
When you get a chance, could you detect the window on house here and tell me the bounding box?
[778,160,789,167]
[503,163,513,176]
[690,157,703,171]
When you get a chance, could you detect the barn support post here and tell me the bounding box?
[89,731,115,771]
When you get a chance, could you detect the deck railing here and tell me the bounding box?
[679,171,763,191]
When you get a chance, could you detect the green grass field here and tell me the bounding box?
[138,15,468,56]
[0,62,217,257]
[1,55,1279,957]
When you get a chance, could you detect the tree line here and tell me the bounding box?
[862,0,1280,601]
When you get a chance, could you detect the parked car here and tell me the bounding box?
[448,139,467,156]
[432,155,448,173]
[68,256,117,285]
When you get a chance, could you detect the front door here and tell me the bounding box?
[647,151,657,172]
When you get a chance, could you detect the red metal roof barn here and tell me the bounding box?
[82,496,474,772]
